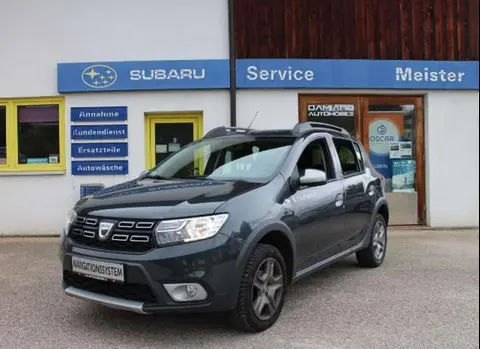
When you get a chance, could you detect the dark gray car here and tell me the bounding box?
[59,122,389,332]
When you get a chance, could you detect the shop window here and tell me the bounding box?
[17,105,60,165]
[306,103,356,136]
[0,106,6,166]
[0,98,65,172]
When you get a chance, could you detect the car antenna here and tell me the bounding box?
[246,111,259,131]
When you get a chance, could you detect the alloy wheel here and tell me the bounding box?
[251,257,284,321]
[372,220,386,260]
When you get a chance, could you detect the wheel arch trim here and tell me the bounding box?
[226,221,296,308]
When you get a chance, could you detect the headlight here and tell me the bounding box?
[64,209,77,236]
[154,213,229,245]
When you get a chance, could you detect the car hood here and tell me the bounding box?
[74,178,263,219]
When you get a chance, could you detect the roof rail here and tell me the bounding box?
[203,126,253,139]
[292,122,349,136]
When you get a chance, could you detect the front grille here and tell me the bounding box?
[69,215,157,252]
[63,270,156,303]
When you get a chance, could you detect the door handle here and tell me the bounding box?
[334,193,344,207]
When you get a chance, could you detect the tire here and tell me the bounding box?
[356,213,388,268]
[229,243,288,333]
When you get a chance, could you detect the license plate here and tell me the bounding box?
[71,256,124,283]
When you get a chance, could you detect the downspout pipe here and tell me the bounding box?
[227,0,237,127]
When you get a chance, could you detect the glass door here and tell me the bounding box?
[146,113,203,171]
[360,96,425,225]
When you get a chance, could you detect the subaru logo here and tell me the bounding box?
[377,124,387,135]
[81,64,117,89]
[98,221,115,241]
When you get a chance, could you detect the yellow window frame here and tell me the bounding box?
[144,112,204,171]
[0,96,66,172]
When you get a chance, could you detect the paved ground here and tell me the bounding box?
[0,229,478,349]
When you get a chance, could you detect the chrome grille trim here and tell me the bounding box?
[71,215,157,252]
[135,222,155,229]
[75,217,86,224]
[118,221,135,229]
[130,235,150,243]
[83,230,96,238]
[72,228,83,235]
[85,218,98,226]
[111,234,129,242]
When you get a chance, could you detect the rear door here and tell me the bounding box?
[331,137,373,246]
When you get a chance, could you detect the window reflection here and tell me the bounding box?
[17,105,60,165]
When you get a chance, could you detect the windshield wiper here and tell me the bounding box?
[143,174,172,180]
[143,174,209,181]
[169,175,209,180]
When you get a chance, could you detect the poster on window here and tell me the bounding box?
[364,113,405,184]
[392,159,416,192]
[389,141,412,159]
[307,104,355,118]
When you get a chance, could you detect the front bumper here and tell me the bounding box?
[59,232,244,314]
[64,286,147,314]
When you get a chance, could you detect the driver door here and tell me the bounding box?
[288,137,346,272]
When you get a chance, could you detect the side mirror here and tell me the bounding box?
[299,169,327,186]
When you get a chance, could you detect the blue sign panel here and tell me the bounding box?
[72,142,128,158]
[72,160,129,175]
[392,159,416,192]
[71,106,127,122]
[71,125,128,140]
[58,59,230,92]
[236,59,479,90]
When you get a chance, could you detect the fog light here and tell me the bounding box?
[163,283,208,302]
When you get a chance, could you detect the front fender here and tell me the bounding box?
[225,220,296,309]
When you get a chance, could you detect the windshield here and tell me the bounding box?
[144,136,294,183]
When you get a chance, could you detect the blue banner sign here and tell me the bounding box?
[72,160,129,175]
[71,142,128,158]
[71,106,127,122]
[71,125,128,140]
[58,59,478,91]
[58,59,230,92]
[236,59,479,90]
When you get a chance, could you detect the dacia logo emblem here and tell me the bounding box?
[81,64,117,89]
[98,221,115,241]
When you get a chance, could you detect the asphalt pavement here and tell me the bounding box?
[0,229,478,349]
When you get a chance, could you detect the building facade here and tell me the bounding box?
[0,0,478,235]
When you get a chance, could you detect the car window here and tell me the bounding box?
[146,136,294,183]
[332,138,362,176]
[295,138,334,180]
[352,142,365,172]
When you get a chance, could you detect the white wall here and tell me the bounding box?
[425,91,479,227]
[0,0,229,98]
[0,0,229,234]
[237,89,480,228]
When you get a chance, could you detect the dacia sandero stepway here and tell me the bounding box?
[59,121,389,332]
